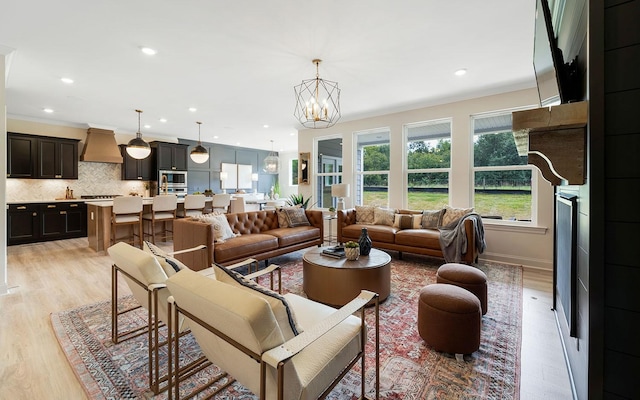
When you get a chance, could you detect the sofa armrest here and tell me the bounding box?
[305,209,324,240]
[462,218,477,264]
[337,208,356,243]
[173,219,214,271]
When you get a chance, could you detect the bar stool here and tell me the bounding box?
[143,194,177,244]
[111,196,144,248]
[229,197,245,213]
[211,193,231,213]
[177,194,206,218]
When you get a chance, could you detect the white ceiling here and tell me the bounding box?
[1,0,537,153]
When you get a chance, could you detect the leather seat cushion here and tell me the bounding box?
[341,224,397,243]
[395,229,441,248]
[214,234,279,263]
[268,227,320,247]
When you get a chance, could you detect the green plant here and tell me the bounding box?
[286,194,315,209]
[344,241,359,248]
[328,207,336,212]
[273,178,280,196]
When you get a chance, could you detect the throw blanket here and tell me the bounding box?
[439,213,486,263]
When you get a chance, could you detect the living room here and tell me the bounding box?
[2,0,639,399]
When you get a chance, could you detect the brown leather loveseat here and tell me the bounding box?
[337,208,478,264]
[173,209,323,270]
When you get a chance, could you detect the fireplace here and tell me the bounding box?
[555,193,578,337]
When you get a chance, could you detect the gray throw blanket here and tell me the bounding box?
[439,213,486,263]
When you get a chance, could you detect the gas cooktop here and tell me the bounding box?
[80,195,122,199]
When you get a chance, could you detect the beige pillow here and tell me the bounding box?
[199,213,236,242]
[440,205,473,227]
[421,209,444,229]
[213,263,302,340]
[283,207,310,227]
[373,207,396,226]
[393,214,422,230]
[355,205,375,224]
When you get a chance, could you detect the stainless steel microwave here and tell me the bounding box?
[159,170,187,187]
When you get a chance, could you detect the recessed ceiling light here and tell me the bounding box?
[144,124,151,129]
[140,47,157,55]
[213,135,219,139]
[236,142,241,146]
[263,124,269,128]
[188,107,197,112]
[60,77,74,84]
[454,68,467,76]
[159,118,167,123]
[290,132,296,136]
[43,108,54,113]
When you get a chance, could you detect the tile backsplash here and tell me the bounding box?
[5,162,150,202]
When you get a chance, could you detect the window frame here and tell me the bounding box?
[470,108,539,226]
[354,127,391,207]
[314,135,344,209]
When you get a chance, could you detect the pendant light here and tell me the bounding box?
[263,140,279,174]
[294,59,341,129]
[190,121,209,164]
[126,109,151,159]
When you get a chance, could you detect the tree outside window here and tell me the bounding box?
[473,113,532,221]
[356,129,390,207]
[405,120,451,210]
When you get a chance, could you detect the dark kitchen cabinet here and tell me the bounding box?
[37,137,79,179]
[6,133,79,179]
[7,134,37,178]
[7,204,39,244]
[119,144,153,180]
[152,142,188,171]
[7,202,87,245]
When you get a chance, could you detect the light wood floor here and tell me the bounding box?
[0,239,573,399]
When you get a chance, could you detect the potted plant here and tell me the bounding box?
[344,241,360,260]
[328,207,336,217]
[286,194,315,209]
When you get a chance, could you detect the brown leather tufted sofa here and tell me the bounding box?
[337,208,477,264]
[173,209,324,270]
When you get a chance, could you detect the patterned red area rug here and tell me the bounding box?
[51,251,522,399]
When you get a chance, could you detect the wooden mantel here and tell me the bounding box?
[512,101,588,185]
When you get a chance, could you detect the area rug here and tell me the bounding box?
[51,252,522,399]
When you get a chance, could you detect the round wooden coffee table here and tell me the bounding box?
[302,247,391,307]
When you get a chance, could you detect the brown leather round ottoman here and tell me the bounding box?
[437,263,488,315]
[418,284,481,355]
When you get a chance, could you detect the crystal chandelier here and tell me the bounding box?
[189,121,209,164]
[294,59,341,129]
[263,140,279,174]
[126,109,151,159]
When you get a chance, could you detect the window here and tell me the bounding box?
[472,113,532,222]
[355,129,390,207]
[405,120,451,210]
[316,138,343,208]
[291,159,298,186]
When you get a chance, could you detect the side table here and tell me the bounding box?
[323,214,337,245]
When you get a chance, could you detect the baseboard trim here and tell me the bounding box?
[480,251,552,271]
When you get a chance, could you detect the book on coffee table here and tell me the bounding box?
[322,246,345,258]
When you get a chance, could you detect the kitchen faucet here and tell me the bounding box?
[161,174,168,195]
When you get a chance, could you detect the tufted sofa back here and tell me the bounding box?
[226,210,279,234]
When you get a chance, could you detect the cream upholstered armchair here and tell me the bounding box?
[166,267,380,400]
[108,241,281,394]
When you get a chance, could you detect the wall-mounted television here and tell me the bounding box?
[533,0,580,105]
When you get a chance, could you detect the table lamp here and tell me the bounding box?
[331,183,350,210]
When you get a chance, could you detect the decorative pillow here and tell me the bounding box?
[276,206,301,228]
[440,205,474,227]
[213,263,302,340]
[393,214,422,230]
[191,211,224,221]
[421,209,444,229]
[198,213,236,242]
[355,205,375,224]
[373,207,396,226]
[143,241,189,277]
[283,207,310,227]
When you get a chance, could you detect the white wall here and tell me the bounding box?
[297,88,554,270]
